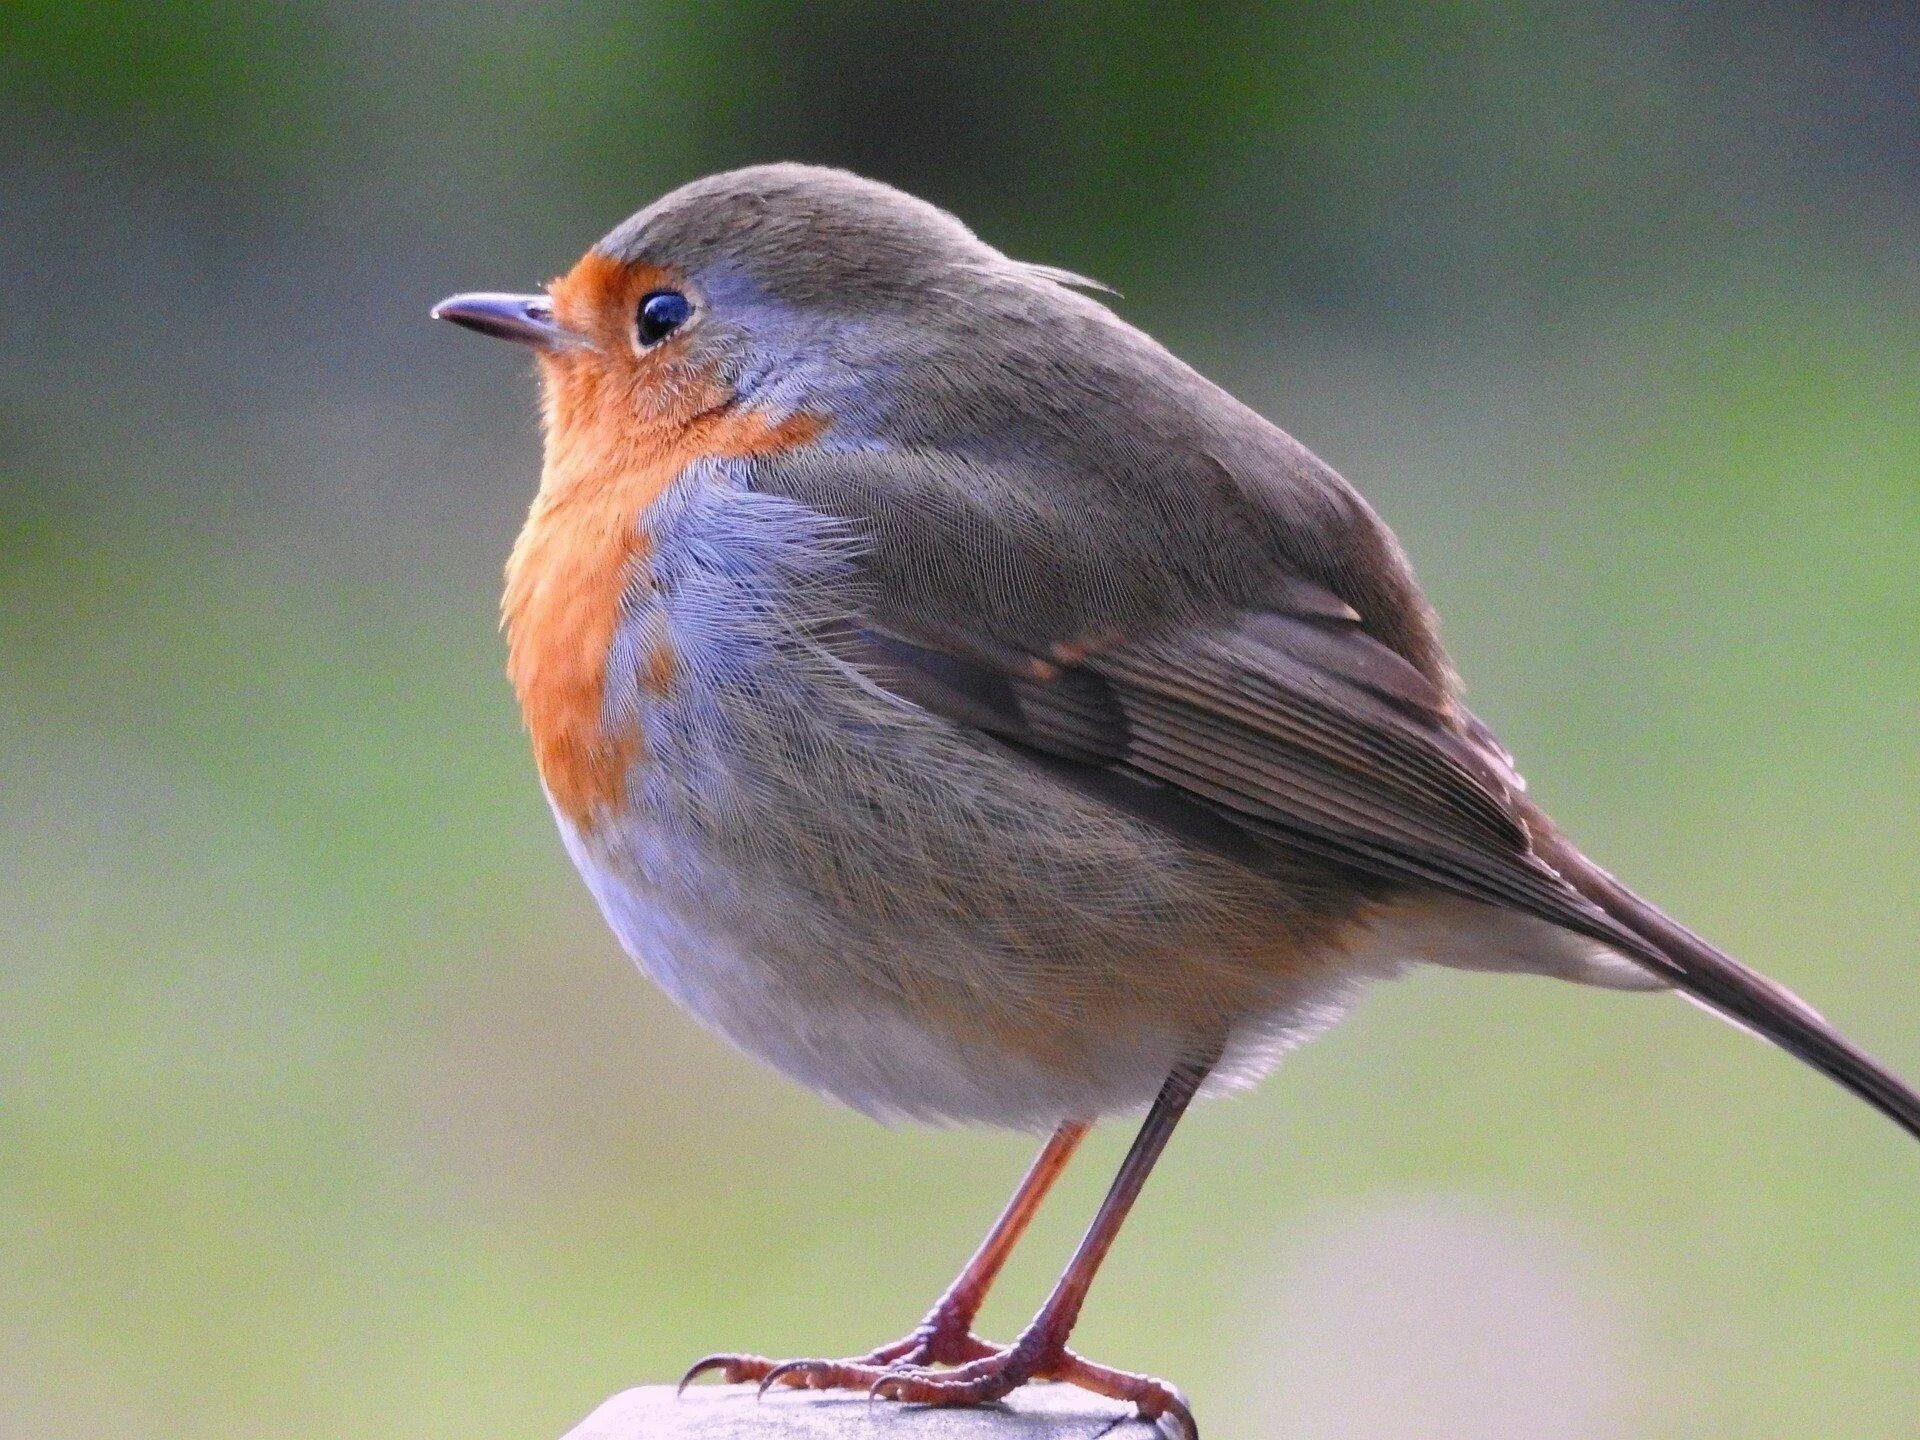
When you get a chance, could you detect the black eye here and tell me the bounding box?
[636,289,692,346]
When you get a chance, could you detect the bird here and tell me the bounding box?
[432,163,1918,1438]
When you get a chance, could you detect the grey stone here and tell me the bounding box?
[560,1384,1150,1439]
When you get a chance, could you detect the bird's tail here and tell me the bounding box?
[1532,829,1920,1143]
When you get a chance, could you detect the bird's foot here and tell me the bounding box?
[681,1326,1194,1439]
[869,1336,1195,1440]
[677,1311,993,1395]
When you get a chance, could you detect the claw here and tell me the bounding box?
[1151,1391,1199,1440]
[677,1353,765,1395]
[756,1359,811,1397]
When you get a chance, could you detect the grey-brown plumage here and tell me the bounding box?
[605,164,1920,1139]
[435,163,1918,1437]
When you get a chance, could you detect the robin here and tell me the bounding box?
[433,163,1917,1438]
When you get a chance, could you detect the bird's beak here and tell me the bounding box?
[430,292,578,350]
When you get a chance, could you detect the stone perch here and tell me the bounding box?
[562,1385,1156,1439]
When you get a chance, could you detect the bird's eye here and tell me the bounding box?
[635,289,692,347]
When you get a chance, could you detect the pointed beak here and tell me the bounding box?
[430,291,577,350]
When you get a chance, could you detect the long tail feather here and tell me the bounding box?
[1537,832,1920,1143]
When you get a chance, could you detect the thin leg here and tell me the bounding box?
[873,1058,1213,1437]
[1014,1066,1201,1348]
[680,1119,1089,1389]
[902,1119,1090,1354]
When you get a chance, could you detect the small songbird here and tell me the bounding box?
[434,164,1917,1437]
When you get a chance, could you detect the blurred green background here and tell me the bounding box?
[4,5,1917,1438]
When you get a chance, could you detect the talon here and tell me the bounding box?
[677,1353,765,1395]
[1151,1392,1199,1440]
[756,1359,820,1396]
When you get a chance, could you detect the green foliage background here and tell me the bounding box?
[4,5,1916,1437]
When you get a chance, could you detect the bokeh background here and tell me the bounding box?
[4,5,1917,1438]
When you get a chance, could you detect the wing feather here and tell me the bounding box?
[851,606,1627,951]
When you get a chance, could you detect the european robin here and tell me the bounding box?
[434,164,1918,1437]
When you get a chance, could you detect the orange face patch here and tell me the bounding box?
[503,249,825,831]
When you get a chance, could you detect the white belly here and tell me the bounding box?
[557,807,1214,1128]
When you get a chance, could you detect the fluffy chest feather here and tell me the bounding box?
[525,474,1379,1126]
[501,353,822,829]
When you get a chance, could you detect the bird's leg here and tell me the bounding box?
[680,1119,1088,1391]
[870,1058,1212,1439]
[873,1117,1091,1365]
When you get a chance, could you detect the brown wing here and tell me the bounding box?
[854,579,1630,951]
[862,605,1920,1142]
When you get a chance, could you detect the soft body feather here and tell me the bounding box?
[559,468,1397,1124]
[492,162,1915,1141]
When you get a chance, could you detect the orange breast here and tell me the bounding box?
[502,281,824,830]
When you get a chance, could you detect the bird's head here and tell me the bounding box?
[433,163,1099,489]
[437,165,1096,825]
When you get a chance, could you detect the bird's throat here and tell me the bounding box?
[502,369,825,830]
